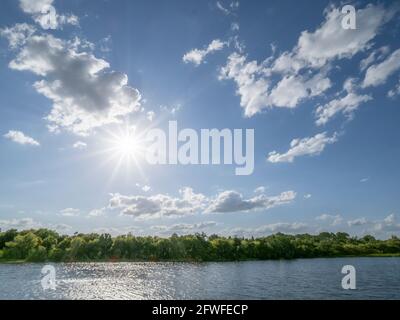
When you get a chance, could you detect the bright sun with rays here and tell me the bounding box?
[114,132,141,158]
[99,124,149,180]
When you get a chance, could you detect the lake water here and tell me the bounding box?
[0,258,399,300]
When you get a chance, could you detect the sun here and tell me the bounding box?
[107,125,147,162]
[114,133,140,158]
[91,123,151,183]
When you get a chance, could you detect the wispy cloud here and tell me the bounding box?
[268,132,338,163]
[183,39,226,66]
[4,130,40,146]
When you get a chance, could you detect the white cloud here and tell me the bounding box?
[219,3,396,118]
[88,208,106,218]
[372,214,400,234]
[216,1,239,15]
[19,0,78,30]
[315,78,372,126]
[142,185,151,192]
[219,53,271,117]
[0,23,36,49]
[347,217,368,227]
[135,183,152,192]
[304,194,312,199]
[207,190,296,214]
[360,46,390,71]
[109,187,207,220]
[60,208,80,217]
[73,141,87,149]
[4,130,40,146]
[294,4,395,68]
[268,72,331,108]
[0,218,42,230]
[183,39,226,66]
[363,48,400,88]
[2,29,142,136]
[108,187,295,219]
[219,52,331,116]
[268,132,337,163]
[388,79,400,98]
[0,217,73,233]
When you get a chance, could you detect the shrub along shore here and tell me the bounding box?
[0,229,399,263]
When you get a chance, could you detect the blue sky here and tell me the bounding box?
[0,0,400,238]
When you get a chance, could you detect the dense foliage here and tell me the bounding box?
[0,229,399,262]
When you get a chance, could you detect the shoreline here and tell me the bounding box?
[1,254,400,265]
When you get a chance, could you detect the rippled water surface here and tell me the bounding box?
[0,258,399,299]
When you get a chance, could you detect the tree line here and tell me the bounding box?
[0,228,399,263]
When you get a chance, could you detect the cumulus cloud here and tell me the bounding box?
[207,190,296,214]
[315,78,372,126]
[183,39,226,66]
[363,48,400,88]
[4,130,40,146]
[329,214,400,236]
[219,3,396,118]
[109,187,207,219]
[1,29,141,135]
[219,52,331,116]
[19,0,78,30]
[268,132,338,163]
[294,4,396,68]
[347,217,368,227]
[219,53,271,117]
[372,213,400,233]
[108,187,295,220]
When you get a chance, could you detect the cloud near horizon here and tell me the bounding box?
[108,187,296,220]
